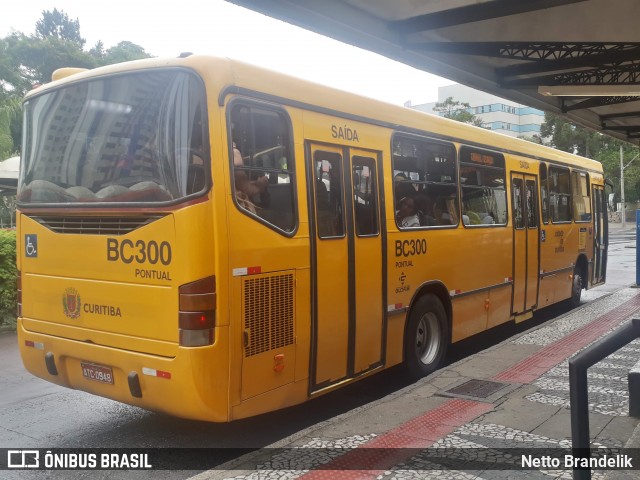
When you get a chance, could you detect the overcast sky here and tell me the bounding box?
[1,0,453,106]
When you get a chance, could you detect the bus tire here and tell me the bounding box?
[568,266,583,308]
[404,294,449,380]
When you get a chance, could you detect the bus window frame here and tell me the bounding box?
[391,132,459,230]
[548,165,573,224]
[226,97,299,238]
[572,169,592,223]
[458,145,508,229]
[540,162,550,225]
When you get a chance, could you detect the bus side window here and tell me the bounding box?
[572,171,592,222]
[229,103,296,233]
[549,166,571,223]
[392,135,457,228]
[459,147,507,226]
[540,163,549,224]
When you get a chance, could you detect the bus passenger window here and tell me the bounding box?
[572,171,592,222]
[229,103,296,233]
[540,163,549,224]
[549,167,571,223]
[392,135,457,228]
[459,148,507,226]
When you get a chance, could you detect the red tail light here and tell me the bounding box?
[17,271,22,317]
[178,276,215,347]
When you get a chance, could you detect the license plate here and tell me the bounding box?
[81,362,114,384]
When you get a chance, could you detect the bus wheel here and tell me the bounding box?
[404,294,449,380]
[569,266,583,308]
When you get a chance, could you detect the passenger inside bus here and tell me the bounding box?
[233,143,268,213]
[414,193,436,226]
[433,196,458,225]
[397,196,420,228]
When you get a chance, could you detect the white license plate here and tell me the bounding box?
[81,362,114,384]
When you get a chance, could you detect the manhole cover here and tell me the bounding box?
[445,379,507,399]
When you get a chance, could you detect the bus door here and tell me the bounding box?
[307,143,385,392]
[592,184,608,285]
[511,173,540,318]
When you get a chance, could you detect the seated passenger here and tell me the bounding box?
[233,144,268,213]
[414,193,436,226]
[433,196,458,225]
[396,196,420,228]
[481,213,495,224]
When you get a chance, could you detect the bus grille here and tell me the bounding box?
[243,273,294,357]
[27,215,165,235]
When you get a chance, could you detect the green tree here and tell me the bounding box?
[433,97,484,127]
[0,229,16,329]
[101,41,152,65]
[0,97,21,159]
[0,9,154,159]
[35,8,85,48]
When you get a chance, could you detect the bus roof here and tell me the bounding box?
[27,54,602,173]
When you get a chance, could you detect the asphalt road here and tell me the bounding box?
[0,223,635,479]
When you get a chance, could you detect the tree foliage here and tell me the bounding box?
[0,9,153,160]
[35,8,85,48]
[0,229,16,329]
[432,96,484,127]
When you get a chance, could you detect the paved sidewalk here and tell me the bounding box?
[196,287,640,479]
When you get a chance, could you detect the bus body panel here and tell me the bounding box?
[18,321,231,422]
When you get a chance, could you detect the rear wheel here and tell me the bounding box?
[568,266,583,308]
[404,294,449,380]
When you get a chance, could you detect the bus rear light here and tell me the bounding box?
[179,311,215,329]
[179,328,214,347]
[178,276,216,347]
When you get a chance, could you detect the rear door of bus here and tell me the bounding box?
[307,142,385,392]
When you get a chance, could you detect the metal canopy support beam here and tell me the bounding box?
[498,45,640,78]
[562,96,640,112]
[410,42,640,61]
[387,0,587,33]
[502,63,640,88]
[601,125,640,132]
[599,111,640,121]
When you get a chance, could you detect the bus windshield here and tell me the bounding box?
[19,69,208,205]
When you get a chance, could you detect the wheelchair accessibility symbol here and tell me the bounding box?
[25,234,38,258]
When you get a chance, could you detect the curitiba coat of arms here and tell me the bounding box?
[63,287,81,319]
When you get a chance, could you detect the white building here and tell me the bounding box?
[409,84,545,139]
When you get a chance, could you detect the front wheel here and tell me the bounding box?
[568,266,583,309]
[404,294,449,380]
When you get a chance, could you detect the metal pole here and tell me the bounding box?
[620,145,625,228]
[637,210,640,287]
[621,145,626,229]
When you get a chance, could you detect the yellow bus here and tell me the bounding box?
[17,55,608,421]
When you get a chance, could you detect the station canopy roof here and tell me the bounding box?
[227,0,640,145]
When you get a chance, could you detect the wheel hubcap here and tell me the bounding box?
[415,312,441,365]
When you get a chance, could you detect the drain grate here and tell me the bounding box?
[445,379,508,399]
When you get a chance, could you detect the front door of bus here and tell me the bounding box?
[307,143,385,392]
[511,173,539,317]
[592,185,608,285]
